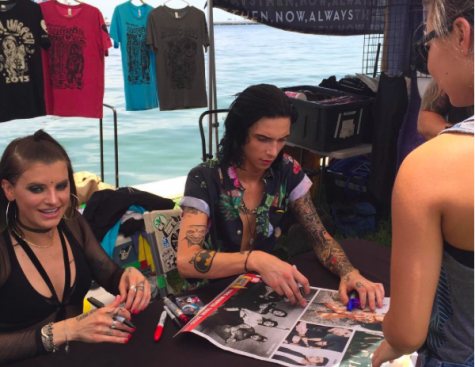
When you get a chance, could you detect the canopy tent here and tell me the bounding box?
[204,0,424,157]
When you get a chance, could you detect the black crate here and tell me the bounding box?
[282,85,373,152]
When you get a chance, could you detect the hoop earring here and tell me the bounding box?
[5,201,10,228]
[70,193,80,202]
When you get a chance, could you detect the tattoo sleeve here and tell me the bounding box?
[183,206,201,215]
[184,225,206,248]
[290,192,354,277]
[420,79,450,115]
[189,250,217,274]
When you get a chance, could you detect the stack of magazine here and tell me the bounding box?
[180,274,417,367]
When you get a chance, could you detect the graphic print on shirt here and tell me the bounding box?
[47,25,86,90]
[161,26,198,90]
[126,22,150,85]
[0,19,35,84]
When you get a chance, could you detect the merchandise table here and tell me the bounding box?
[10,239,390,367]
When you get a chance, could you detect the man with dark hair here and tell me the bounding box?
[273,347,329,366]
[177,84,384,311]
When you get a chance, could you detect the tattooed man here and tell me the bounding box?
[177,84,384,310]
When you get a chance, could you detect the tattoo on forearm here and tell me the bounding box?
[189,249,217,273]
[184,206,201,215]
[76,309,97,322]
[290,192,354,277]
[184,225,206,248]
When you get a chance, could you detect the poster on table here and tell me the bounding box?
[180,274,417,367]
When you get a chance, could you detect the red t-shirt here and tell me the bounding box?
[40,1,111,118]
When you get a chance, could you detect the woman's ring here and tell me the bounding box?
[111,320,117,329]
[129,285,137,292]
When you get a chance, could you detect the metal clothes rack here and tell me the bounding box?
[99,104,119,188]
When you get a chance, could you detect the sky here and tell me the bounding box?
[73,0,243,22]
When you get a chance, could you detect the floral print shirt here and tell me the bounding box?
[179,154,312,254]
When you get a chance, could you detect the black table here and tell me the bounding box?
[11,240,390,367]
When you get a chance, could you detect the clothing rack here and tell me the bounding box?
[99,104,119,188]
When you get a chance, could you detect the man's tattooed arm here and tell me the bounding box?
[189,250,217,274]
[290,192,354,277]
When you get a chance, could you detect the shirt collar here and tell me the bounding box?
[221,162,275,191]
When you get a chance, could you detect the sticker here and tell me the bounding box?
[162,237,170,248]
[339,119,355,138]
[153,214,169,231]
[161,248,176,270]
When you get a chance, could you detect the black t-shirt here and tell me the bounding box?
[0,0,50,123]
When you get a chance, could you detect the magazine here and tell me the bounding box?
[180,274,417,367]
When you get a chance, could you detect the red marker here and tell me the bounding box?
[154,310,167,341]
[163,297,190,324]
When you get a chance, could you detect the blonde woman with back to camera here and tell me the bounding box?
[372,0,474,366]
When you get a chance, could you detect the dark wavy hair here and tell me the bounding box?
[218,84,298,169]
[0,130,78,234]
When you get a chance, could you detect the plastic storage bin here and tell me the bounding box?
[282,85,373,152]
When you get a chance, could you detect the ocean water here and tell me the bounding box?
[0,25,364,186]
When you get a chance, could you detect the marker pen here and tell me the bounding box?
[164,305,183,328]
[87,297,136,329]
[154,310,167,341]
[163,297,189,324]
[347,291,360,311]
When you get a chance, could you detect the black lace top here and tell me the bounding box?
[0,215,124,366]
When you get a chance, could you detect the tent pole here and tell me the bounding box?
[207,0,218,159]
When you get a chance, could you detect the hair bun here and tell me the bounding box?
[33,130,47,142]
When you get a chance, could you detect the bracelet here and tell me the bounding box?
[244,250,253,273]
[41,322,58,353]
[64,320,70,353]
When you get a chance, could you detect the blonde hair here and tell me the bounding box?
[424,0,474,41]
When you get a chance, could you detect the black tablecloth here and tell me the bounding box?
[10,240,390,367]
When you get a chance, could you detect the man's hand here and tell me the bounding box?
[248,251,310,307]
[372,341,404,367]
[339,269,385,311]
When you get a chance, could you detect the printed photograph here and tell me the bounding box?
[271,342,341,367]
[300,290,389,333]
[282,321,352,353]
[193,279,318,357]
[339,331,384,367]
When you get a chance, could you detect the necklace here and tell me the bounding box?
[17,219,52,234]
[244,212,256,247]
[10,227,55,249]
[239,200,258,215]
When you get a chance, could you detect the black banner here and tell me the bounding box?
[213,0,387,35]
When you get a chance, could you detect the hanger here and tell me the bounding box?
[164,0,190,6]
[53,0,84,4]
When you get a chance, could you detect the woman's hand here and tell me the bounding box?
[118,267,152,314]
[372,341,404,367]
[68,295,133,344]
[339,269,385,311]
[248,251,310,307]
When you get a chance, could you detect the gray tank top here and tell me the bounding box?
[425,117,474,363]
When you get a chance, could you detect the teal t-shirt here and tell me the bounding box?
[110,2,158,111]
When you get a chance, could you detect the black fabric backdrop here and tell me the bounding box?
[9,239,391,367]
[213,0,387,35]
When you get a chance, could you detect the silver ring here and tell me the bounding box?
[111,320,117,329]
[129,285,137,292]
